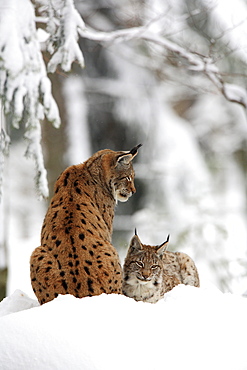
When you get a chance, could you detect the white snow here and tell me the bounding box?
[223,83,247,108]
[203,0,247,64]
[41,0,85,73]
[0,285,247,370]
[0,0,60,127]
[0,0,61,197]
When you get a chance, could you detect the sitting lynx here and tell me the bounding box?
[123,232,199,303]
[30,145,141,304]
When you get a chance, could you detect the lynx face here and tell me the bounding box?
[122,234,167,303]
[125,249,163,285]
[102,148,141,203]
[113,174,135,203]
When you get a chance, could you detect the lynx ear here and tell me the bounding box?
[129,233,142,253]
[156,234,170,257]
[116,144,142,165]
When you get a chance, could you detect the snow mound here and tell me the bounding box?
[0,285,247,370]
[0,289,39,318]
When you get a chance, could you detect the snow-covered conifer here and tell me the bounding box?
[0,0,85,198]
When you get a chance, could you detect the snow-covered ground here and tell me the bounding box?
[0,285,247,370]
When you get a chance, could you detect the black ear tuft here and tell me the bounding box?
[129,144,142,156]
[159,234,170,248]
[156,234,170,256]
[116,144,142,166]
[134,228,138,236]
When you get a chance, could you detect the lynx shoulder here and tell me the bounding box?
[123,232,199,303]
[30,145,141,304]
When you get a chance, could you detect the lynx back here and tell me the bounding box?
[30,145,141,304]
[123,232,199,303]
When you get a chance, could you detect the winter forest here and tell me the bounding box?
[2,0,247,369]
[0,0,247,298]
[0,0,247,299]
[1,0,247,300]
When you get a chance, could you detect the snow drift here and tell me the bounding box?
[0,285,247,370]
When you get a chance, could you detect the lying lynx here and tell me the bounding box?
[30,145,141,304]
[123,232,199,303]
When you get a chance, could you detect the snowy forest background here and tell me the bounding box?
[1,0,247,301]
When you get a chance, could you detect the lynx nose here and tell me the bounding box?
[131,184,136,194]
[142,270,150,280]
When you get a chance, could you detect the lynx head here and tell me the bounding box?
[123,231,170,284]
[101,144,142,203]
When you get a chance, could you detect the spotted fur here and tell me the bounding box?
[123,233,200,303]
[30,145,141,304]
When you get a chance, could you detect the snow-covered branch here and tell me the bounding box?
[79,24,207,70]
[0,0,60,128]
[79,25,247,109]
[0,0,86,198]
[0,0,62,197]
[37,0,85,73]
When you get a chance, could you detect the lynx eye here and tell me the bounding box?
[126,176,132,182]
[135,261,144,268]
[151,265,159,270]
